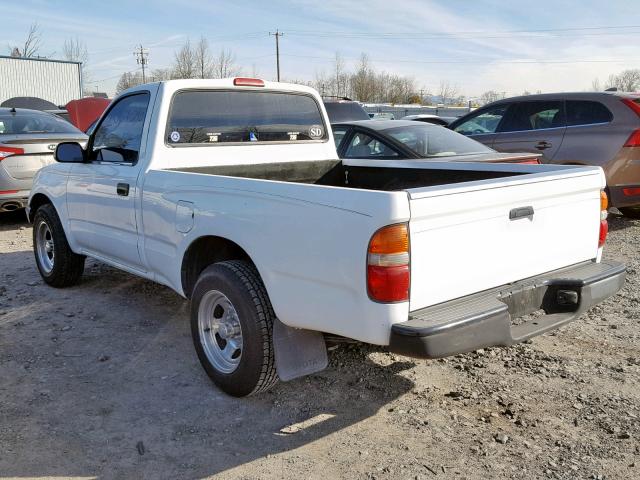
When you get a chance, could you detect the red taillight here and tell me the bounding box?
[0,190,19,195]
[622,98,640,117]
[233,77,265,87]
[599,219,608,248]
[624,129,640,147]
[367,223,410,302]
[623,187,640,197]
[517,158,541,164]
[0,146,24,160]
[598,190,608,248]
[367,265,410,302]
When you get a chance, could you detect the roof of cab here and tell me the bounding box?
[121,78,321,98]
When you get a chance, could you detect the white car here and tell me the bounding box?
[28,78,625,397]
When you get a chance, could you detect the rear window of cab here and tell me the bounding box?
[166,90,327,145]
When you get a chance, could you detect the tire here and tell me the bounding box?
[619,207,640,219]
[32,204,85,287]
[190,260,278,397]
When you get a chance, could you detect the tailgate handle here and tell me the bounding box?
[509,206,534,220]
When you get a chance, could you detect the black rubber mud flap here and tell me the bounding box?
[273,319,328,381]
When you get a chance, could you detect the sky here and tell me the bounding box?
[2,0,640,99]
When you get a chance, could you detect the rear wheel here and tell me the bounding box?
[190,260,278,397]
[32,204,85,287]
[619,207,640,219]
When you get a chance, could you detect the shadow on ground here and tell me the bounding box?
[0,208,29,231]
[0,250,415,479]
[607,214,638,232]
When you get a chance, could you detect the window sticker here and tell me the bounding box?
[170,131,181,142]
[309,125,323,139]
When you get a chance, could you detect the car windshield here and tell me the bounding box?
[0,111,80,135]
[385,124,493,157]
[323,102,370,123]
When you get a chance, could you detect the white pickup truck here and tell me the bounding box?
[28,78,625,397]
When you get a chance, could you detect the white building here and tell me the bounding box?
[0,56,82,107]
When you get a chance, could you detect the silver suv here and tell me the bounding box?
[449,92,640,218]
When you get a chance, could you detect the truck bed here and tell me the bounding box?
[168,158,524,191]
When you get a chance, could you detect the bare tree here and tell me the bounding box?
[591,78,602,92]
[479,90,501,105]
[172,39,196,79]
[8,22,43,58]
[116,71,143,94]
[351,53,375,102]
[605,69,640,92]
[213,48,241,78]
[62,37,89,87]
[194,36,213,79]
[438,80,459,105]
[149,68,172,81]
[333,52,347,97]
[62,37,88,64]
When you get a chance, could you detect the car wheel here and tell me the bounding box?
[619,207,640,219]
[32,204,85,287]
[191,260,278,397]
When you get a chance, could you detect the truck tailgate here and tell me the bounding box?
[407,168,605,311]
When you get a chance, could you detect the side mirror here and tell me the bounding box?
[55,142,85,163]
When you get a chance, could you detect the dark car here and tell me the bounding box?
[449,92,640,217]
[323,98,370,123]
[332,120,541,164]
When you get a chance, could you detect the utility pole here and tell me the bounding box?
[269,30,283,81]
[134,45,149,83]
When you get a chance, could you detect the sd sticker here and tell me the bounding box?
[309,125,323,139]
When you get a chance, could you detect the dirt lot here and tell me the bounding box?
[0,210,638,480]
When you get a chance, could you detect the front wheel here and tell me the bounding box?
[190,260,279,397]
[619,207,640,219]
[32,204,85,287]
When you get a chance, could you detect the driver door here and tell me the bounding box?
[66,91,152,271]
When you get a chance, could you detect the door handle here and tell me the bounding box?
[535,141,552,150]
[116,183,130,196]
[510,206,534,220]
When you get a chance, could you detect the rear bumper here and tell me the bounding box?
[389,260,626,359]
[608,185,640,208]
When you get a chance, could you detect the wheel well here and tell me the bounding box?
[28,193,52,220]
[181,236,252,298]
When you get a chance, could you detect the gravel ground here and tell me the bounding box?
[0,209,638,480]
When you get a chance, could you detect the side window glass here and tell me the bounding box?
[92,92,150,163]
[454,105,508,135]
[501,101,564,132]
[566,101,613,126]
[344,132,398,158]
[332,127,348,147]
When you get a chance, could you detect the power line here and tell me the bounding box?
[285,24,640,40]
[269,29,284,81]
[280,53,636,65]
[134,45,149,83]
